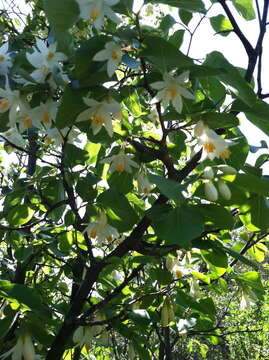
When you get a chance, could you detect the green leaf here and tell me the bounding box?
[0,280,50,316]
[0,313,17,340]
[7,205,34,226]
[236,271,264,299]
[141,35,193,72]
[85,142,101,164]
[195,204,234,229]
[179,9,193,25]
[168,29,185,48]
[204,52,256,106]
[199,112,239,129]
[148,174,184,203]
[233,0,256,20]
[128,309,151,326]
[108,171,133,194]
[98,189,138,232]
[64,144,89,167]
[210,15,233,36]
[233,173,269,197]
[55,85,86,129]
[43,0,79,55]
[121,87,144,117]
[43,179,66,221]
[145,0,206,13]
[152,205,204,246]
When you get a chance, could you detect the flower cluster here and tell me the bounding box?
[203,165,237,202]
[84,212,119,245]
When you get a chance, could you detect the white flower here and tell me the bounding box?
[202,166,214,180]
[0,78,19,125]
[1,127,26,148]
[16,103,41,132]
[151,72,194,113]
[76,98,120,137]
[102,149,139,173]
[93,41,122,77]
[26,39,66,70]
[204,181,218,202]
[85,212,119,244]
[0,333,35,360]
[44,126,80,146]
[76,0,120,29]
[32,101,58,129]
[240,290,258,311]
[73,326,93,349]
[26,39,66,84]
[137,172,151,195]
[112,270,124,282]
[194,121,233,161]
[0,43,12,75]
[189,278,202,299]
[217,180,231,200]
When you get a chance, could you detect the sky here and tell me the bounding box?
[4,0,269,170]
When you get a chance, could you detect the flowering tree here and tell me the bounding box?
[0,0,269,359]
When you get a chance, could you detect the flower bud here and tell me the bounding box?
[168,306,175,323]
[128,343,136,360]
[203,166,214,179]
[217,165,237,175]
[161,304,169,327]
[22,333,35,360]
[73,326,84,343]
[218,180,231,200]
[204,181,218,202]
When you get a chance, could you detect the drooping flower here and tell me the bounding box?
[0,127,26,148]
[32,101,58,130]
[76,98,121,137]
[240,289,258,311]
[189,278,202,299]
[204,180,218,202]
[217,165,237,175]
[161,298,175,327]
[0,333,35,360]
[194,121,234,161]
[102,149,139,173]
[26,39,67,84]
[93,41,122,77]
[76,0,121,29]
[151,72,194,113]
[217,180,231,200]
[137,172,152,195]
[16,103,41,133]
[85,212,119,244]
[0,43,12,75]
[0,77,19,125]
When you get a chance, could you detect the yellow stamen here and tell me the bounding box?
[42,112,50,124]
[90,230,97,238]
[5,132,11,136]
[45,136,52,144]
[116,163,125,172]
[0,99,9,111]
[113,112,122,120]
[0,55,5,62]
[220,149,231,160]
[111,50,119,60]
[23,118,32,128]
[204,142,216,153]
[143,187,149,194]
[90,8,100,20]
[107,235,113,242]
[92,115,104,125]
[85,343,92,351]
[175,270,183,279]
[166,87,177,99]
[47,51,55,60]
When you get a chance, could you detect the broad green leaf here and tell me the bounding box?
[43,0,79,55]
[233,173,269,197]
[204,52,256,106]
[43,179,66,221]
[85,142,101,164]
[148,174,184,203]
[236,271,264,299]
[121,87,145,117]
[152,205,204,246]
[210,15,233,36]
[199,112,239,129]
[0,280,50,316]
[7,205,34,226]
[108,171,133,194]
[141,36,193,72]
[128,309,151,326]
[248,243,267,262]
[0,313,17,340]
[55,85,86,128]
[169,29,185,48]
[195,204,234,229]
[98,189,138,232]
[233,0,256,20]
[64,144,90,167]
[145,0,206,13]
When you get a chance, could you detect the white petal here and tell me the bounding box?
[76,109,92,122]
[151,81,164,90]
[107,59,118,77]
[93,49,109,61]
